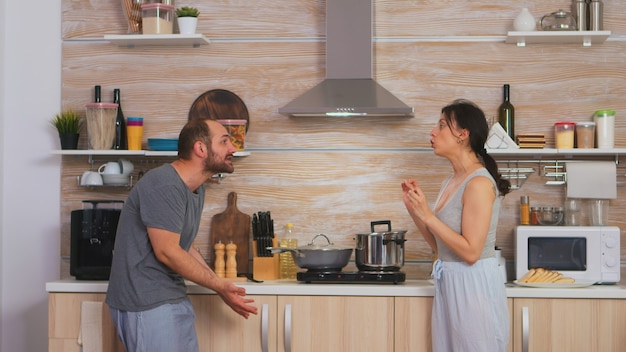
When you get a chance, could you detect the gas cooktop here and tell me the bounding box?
[297,271,406,284]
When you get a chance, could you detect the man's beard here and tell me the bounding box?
[203,150,234,174]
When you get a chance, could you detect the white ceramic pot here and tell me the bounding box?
[514,8,536,31]
[177,17,198,34]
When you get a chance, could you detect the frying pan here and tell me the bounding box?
[188,89,250,132]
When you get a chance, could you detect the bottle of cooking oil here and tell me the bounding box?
[279,223,298,279]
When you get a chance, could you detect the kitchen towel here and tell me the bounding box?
[566,161,617,199]
[78,301,104,352]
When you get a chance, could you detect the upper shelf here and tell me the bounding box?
[51,150,250,157]
[104,34,211,47]
[505,31,611,47]
[488,147,626,158]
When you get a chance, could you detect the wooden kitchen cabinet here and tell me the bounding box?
[395,297,515,352]
[512,298,626,352]
[276,295,394,352]
[192,294,393,352]
[190,294,278,352]
[48,293,124,352]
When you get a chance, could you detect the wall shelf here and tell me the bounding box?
[104,34,210,48]
[488,147,626,158]
[505,31,611,47]
[51,150,250,157]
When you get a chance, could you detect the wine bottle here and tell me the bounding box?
[113,88,128,150]
[94,85,101,103]
[498,84,515,140]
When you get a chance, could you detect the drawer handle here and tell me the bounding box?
[261,304,269,352]
[284,304,292,352]
[522,306,529,352]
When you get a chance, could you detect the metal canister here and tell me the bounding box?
[589,0,603,30]
[573,0,588,31]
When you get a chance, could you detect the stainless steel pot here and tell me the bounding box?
[355,220,407,271]
[268,234,353,271]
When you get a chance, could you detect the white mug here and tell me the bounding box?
[98,162,122,175]
[81,171,103,186]
[118,158,134,176]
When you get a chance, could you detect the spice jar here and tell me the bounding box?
[530,207,541,225]
[541,207,554,224]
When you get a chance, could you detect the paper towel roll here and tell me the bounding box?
[566,161,617,199]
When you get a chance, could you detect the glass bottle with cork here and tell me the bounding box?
[279,223,298,279]
[498,84,515,140]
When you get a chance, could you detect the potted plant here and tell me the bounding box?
[50,109,83,149]
[176,6,200,35]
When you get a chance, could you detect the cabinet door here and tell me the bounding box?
[512,298,626,352]
[394,297,432,352]
[276,296,394,352]
[395,297,514,352]
[48,293,124,352]
[190,294,277,352]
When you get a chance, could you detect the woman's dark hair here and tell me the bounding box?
[177,119,213,160]
[441,99,511,196]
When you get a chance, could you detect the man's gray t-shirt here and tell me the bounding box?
[106,164,205,312]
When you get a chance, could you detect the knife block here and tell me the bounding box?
[252,238,279,280]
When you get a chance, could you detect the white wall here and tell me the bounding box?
[1,0,62,351]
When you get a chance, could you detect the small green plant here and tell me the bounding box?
[50,110,83,134]
[176,6,200,17]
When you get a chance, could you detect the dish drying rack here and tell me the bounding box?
[498,160,567,190]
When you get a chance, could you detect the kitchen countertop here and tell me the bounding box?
[46,279,626,299]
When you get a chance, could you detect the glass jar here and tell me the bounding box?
[530,207,541,225]
[554,122,575,149]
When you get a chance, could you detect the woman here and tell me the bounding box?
[401,99,511,351]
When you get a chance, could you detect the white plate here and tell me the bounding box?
[513,280,596,288]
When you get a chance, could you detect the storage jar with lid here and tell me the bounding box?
[593,110,615,148]
[554,122,575,149]
[576,121,595,148]
[141,3,174,34]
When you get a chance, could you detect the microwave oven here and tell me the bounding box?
[515,226,620,284]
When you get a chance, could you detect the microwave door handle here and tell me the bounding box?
[522,306,529,352]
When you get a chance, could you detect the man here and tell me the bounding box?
[106,119,258,352]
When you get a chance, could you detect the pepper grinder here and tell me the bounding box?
[225,242,237,278]
[214,241,225,278]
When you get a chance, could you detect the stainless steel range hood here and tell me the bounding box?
[278,0,414,117]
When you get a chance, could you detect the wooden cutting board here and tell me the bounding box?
[209,192,250,276]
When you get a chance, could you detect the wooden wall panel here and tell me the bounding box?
[58,0,626,279]
[62,1,626,38]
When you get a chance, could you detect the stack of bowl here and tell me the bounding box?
[99,159,134,186]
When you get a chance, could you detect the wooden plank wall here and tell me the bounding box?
[58,0,626,279]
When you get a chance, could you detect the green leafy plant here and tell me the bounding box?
[50,110,83,134]
[176,6,200,17]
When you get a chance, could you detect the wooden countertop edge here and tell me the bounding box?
[45,280,626,299]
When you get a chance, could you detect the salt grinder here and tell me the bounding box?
[225,242,238,278]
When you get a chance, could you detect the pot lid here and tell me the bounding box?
[298,234,352,251]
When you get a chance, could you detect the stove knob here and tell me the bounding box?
[377,273,384,281]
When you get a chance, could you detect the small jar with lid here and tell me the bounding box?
[576,122,595,148]
[554,122,575,149]
[530,207,541,225]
